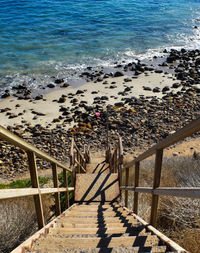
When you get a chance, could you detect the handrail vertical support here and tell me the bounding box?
[27,151,45,229]
[125,167,129,207]
[150,149,163,227]
[77,152,80,173]
[63,169,69,209]
[52,163,61,216]
[70,155,75,201]
[134,161,140,214]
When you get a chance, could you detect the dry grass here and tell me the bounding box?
[122,155,200,253]
[0,195,54,253]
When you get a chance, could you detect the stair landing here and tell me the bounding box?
[75,173,120,202]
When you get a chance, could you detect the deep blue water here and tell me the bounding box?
[0,0,200,87]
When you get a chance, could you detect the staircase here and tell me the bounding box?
[2,123,197,253]
[24,156,176,253]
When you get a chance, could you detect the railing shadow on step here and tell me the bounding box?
[0,127,89,229]
[119,117,200,227]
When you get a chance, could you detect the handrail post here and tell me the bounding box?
[77,152,80,173]
[114,148,117,173]
[118,137,123,192]
[70,150,75,201]
[134,161,140,214]
[150,149,163,227]
[125,167,129,207]
[106,144,110,163]
[52,163,61,216]
[27,151,45,229]
[63,169,69,209]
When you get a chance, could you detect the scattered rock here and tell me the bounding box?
[143,86,152,91]
[153,87,160,93]
[1,91,10,98]
[47,83,55,88]
[55,78,64,84]
[113,71,124,77]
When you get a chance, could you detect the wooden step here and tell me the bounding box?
[29,245,167,253]
[58,215,140,223]
[65,210,129,217]
[32,235,160,249]
[75,173,120,202]
[86,163,110,174]
[50,227,148,235]
[56,222,140,228]
[72,206,124,211]
[75,203,121,208]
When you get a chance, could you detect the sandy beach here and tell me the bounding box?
[1,49,200,180]
[0,71,181,129]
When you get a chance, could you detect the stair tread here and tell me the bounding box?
[56,222,140,228]
[32,235,160,249]
[65,211,130,217]
[29,246,167,253]
[51,227,148,235]
[58,214,140,222]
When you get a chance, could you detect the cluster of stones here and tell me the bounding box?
[1,48,200,178]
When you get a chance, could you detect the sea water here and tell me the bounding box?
[0,0,200,89]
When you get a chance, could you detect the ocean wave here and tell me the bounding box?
[1,20,200,94]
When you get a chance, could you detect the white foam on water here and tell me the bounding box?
[1,16,200,93]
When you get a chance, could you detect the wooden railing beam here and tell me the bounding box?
[0,187,74,200]
[74,142,86,164]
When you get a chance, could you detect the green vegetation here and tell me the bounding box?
[0,177,50,189]
[58,171,73,211]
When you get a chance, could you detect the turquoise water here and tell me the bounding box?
[0,0,200,85]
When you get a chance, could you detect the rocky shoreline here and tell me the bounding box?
[0,48,200,180]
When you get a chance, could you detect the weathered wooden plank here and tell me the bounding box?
[114,148,118,173]
[0,187,74,200]
[63,169,69,209]
[150,149,163,227]
[27,151,45,228]
[0,188,39,199]
[0,126,71,171]
[74,142,86,164]
[125,167,129,207]
[120,186,134,190]
[154,187,200,198]
[52,163,61,216]
[75,158,86,173]
[134,161,140,214]
[120,187,200,199]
